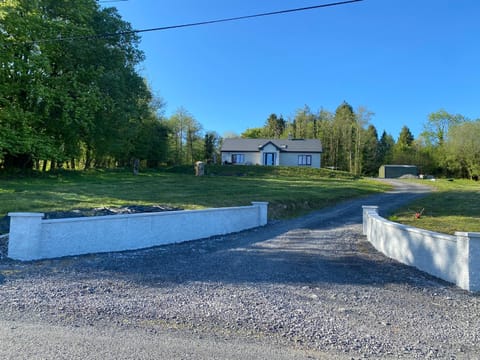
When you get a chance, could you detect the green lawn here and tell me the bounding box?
[2,167,479,235]
[389,179,480,234]
[0,166,388,223]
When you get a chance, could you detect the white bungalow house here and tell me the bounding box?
[221,138,323,168]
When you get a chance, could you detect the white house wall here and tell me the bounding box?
[279,153,321,169]
[222,144,322,168]
[260,144,280,166]
[221,152,260,165]
[248,153,261,165]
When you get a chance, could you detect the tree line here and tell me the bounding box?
[0,0,218,171]
[1,1,479,178]
[241,103,480,179]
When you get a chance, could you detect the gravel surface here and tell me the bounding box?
[0,180,479,359]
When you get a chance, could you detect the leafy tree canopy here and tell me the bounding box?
[0,0,164,170]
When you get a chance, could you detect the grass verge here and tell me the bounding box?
[0,166,388,227]
[389,179,480,234]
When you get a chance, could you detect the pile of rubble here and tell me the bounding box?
[0,205,181,259]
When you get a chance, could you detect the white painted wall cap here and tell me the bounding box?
[8,212,44,217]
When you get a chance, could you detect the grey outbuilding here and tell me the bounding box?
[379,165,418,178]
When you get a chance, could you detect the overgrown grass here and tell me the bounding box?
[0,166,388,224]
[389,179,480,234]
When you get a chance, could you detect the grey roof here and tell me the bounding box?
[221,138,322,153]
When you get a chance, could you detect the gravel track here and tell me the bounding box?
[0,180,479,359]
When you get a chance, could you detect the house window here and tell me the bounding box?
[298,155,312,166]
[231,154,245,164]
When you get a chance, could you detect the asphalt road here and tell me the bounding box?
[0,318,326,360]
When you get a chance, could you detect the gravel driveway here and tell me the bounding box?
[0,180,479,359]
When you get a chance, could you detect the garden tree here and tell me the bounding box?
[0,0,156,170]
[444,120,480,179]
[378,131,395,165]
[362,125,380,176]
[165,108,203,165]
[264,113,286,138]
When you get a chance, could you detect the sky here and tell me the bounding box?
[108,0,479,140]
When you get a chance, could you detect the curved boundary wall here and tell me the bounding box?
[7,202,268,261]
[363,206,480,292]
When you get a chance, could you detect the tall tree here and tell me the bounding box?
[422,109,465,147]
[444,120,480,179]
[362,125,380,176]
[166,108,202,165]
[292,105,316,139]
[315,108,334,167]
[378,131,395,165]
[332,101,356,171]
[0,0,55,168]
[0,0,154,170]
[352,106,373,175]
[204,131,220,163]
[397,125,414,148]
[241,127,264,139]
[264,113,286,138]
[393,126,415,164]
[420,109,466,176]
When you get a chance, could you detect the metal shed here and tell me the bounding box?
[379,165,418,178]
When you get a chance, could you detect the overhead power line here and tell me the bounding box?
[34,0,363,43]
[124,0,364,35]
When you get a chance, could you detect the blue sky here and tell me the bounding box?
[111,0,479,140]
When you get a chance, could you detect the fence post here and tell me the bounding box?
[455,232,480,292]
[8,212,44,261]
[251,202,269,226]
[362,206,378,236]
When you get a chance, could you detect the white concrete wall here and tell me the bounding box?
[8,202,268,261]
[363,206,480,292]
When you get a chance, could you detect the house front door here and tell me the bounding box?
[264,152,275,166]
